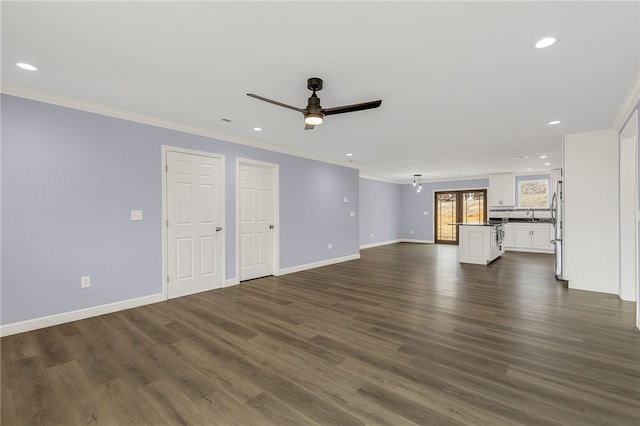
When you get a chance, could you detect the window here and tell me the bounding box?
[518,179,549,208]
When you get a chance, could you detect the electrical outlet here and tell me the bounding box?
[423,211,429,216]
[370,233,374,238]
[328,243,333,250]
[131,210,144,221]
[81,276,91,288]
[343,197,348,204]
[350,211,355,217]
[411,229,414,234]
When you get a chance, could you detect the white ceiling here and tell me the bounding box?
[2,1,639,183]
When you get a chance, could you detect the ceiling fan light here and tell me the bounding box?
[534,36,557,49]
[16,62,39,71]
[304,113,323,126]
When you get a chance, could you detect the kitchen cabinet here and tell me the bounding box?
[458,225,504,265]
[506,223,552,253]
[504,223,515,247]
[488,173,515,207]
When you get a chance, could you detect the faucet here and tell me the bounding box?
[526,208,535,221]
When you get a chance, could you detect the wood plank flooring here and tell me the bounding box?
[2,243,639,425]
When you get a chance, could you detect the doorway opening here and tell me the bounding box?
[434,189,487,244]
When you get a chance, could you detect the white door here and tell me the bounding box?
[167,151,223,298]
[239,163,275,280]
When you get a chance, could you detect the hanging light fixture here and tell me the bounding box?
[413,174,422,193]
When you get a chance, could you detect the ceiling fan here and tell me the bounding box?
[247,78,382,130]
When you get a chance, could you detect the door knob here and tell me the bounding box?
[216,227,222,232]
[269,225,274,229]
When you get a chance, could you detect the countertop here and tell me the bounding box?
[450,222,501,227]
[501,218,553,224]
[451,218,554,226]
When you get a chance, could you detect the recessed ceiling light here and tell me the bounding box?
[543,162,551,166]
[539,155,548,159]
[253,127,262,131]
[16,62,39,71]
[346,153,353,157]
[526,168,533,171]
[534,36,558,49]
[547,120,561,125]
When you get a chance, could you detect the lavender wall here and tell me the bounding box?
[401,179,489,241]
[359,178,403,245]
[1,95,359,325]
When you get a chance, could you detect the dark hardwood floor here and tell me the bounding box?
[2,243,639,425]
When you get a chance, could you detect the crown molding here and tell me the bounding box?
[360,173,493,185]
[359,175,401,184]
[0,83,360,170]
[612,68,640,131]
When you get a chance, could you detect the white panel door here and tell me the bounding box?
[239,163,274,280]
[167,151,223,298]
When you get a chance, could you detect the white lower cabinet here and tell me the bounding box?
[458,225,504,264]
[504,224,515,247]
[504,223,552,253]
[530,224,551,250]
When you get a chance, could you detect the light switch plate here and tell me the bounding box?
[343,197,348,204]
[350,211,356,217]
[81,276,91,288]
[423,211,429,216]
[131,210,144,221]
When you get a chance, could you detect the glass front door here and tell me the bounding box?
[435,189,487,244]
[435,192,458,244]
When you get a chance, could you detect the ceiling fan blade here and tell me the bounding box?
[247,93,305,113]
[322,100,382,116]
[304,123,315,130]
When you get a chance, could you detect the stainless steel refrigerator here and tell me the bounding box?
[551,180,564,280]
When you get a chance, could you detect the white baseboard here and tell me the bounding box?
[0,293,165,337]
[505,247,553,254]
[360,239,402,249]
[400,239,434,244]
[225,278,240,287]
[360,239,433,249]
[276,253,360,276]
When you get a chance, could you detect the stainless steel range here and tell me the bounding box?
[495,224,505,245]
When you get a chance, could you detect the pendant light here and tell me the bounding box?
[413,174,422,193]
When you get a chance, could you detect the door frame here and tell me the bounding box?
[236,158,280,281]
[619,110,638,308]
[161,145,226,300]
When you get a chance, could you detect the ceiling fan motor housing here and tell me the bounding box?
[306,93,323,114]
[307,77,323,92]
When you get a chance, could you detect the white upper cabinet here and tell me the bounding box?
[488,173,515,207]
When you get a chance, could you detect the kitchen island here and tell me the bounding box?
[453,222,505,265]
